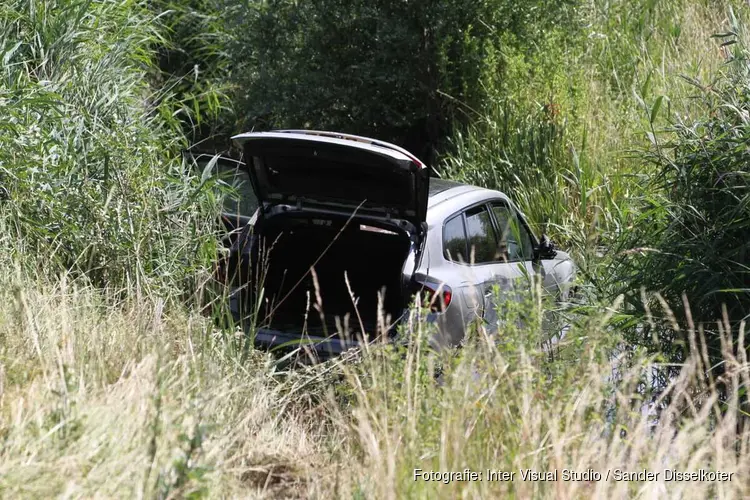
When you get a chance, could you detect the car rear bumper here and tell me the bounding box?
[229,289,452,358]
[230,290,390,359]
[253,328,364,358]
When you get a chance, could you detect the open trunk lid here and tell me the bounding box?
[231,130,430,228]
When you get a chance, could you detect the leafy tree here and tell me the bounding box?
[225,0,579,163]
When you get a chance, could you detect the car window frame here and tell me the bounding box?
[216,158,257,218]
[187,152,257,218]
[511,206,539,257]
[486,199,536,263]
[462,203,502,265]
[441,196,541,267]
[441,199,502,267]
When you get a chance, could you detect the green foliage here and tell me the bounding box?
[439,0,735,284]
[441,102,571,230]
[586,0,689,96]
[150,0,235,145]
[224,0,580,160]
[3,1,750,494]
[0,0,218,292]
[614,11,750,368]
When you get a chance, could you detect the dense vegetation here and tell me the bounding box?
[0,0,218,294]
[1,0,750,497]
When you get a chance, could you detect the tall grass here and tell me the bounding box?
[2,0,749,497]
[0,271,328,498]
[0,0,218,294]
[1,272,748,498]
[336,295,750,498]
[439,0,733,280]
[612,7,750,372]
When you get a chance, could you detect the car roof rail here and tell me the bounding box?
[275,129,427,169]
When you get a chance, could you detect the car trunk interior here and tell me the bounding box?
[252,214,412,338]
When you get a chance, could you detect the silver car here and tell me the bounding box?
[223,130,576,356]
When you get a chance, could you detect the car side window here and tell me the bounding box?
[443,214,467,262]
[490,202,534,261]
[463,205,498,264]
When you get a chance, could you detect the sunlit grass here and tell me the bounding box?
[1,0,749,497]
[0,274,748,498]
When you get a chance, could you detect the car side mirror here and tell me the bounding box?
[535,234,557,260]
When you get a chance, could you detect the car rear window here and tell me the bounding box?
[191,155,259,217]
[253,143,415,211]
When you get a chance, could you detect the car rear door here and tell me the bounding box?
[232,131,430,233]
[441,203,531,332]
[481,200,535,329]
[443,205,496,329]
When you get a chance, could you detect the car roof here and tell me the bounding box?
[427,178,487,208]
[428,178,465,197]
[426,178,518,224]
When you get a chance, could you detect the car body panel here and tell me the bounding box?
[416,184,545,344]
[538,250,576,299]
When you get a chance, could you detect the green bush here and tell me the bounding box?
[150,0,235,146]
[614,10,750,370]
[223,0,580,162]
[0,0,217,293]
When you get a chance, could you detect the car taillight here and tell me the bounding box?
[413,280,452,312]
